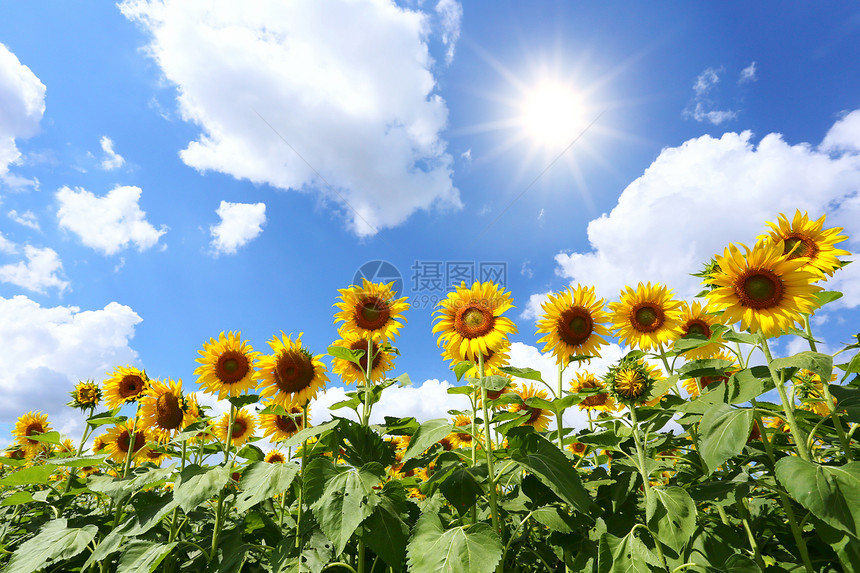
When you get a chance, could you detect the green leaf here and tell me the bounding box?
[839,352,860,382]
[775,457,860,537]
[406,511,502,573]
[697,404,753,474]
[770,351,833,382]
[509,431,599,518]
[677,358,733,380]
[531,505,578,534]
[402,418,453,462]
[0,463,57,485]
[727,366,773,404]
[453,361,474,381]
[362,485,410,570]
[597,530,661,573]
[280,419,341,450]
[438,466,484,515]
[328,345,365,364]
[228,393,261,409]
[235,461,300,513]
[338,418,396,467]
[721,330,758,345]
[4,518,98,573]
[310,463,382,555]
[303,457,344,505]
[116,541,178,573]
[672,333,710,353]
[646,486,697,552]
[476,375,512,392]
[499,365,544,383]
[447,385,474,395]
[174,463,231,512]
[52,454,109,467]
[813,290,843,309]
[1,491,34,506]
[830,385,860,423]
[120,491,179,536]
[379,416,419,435]
[87,409,126,427]
[24,430,62,445]
[237,444,265,462]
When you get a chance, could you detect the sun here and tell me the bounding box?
[520,80,586,148]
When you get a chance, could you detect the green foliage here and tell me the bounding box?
[406,510,503,573]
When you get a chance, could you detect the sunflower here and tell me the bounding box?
[675,301,726,360]
[795,369,837,416]
[265,450,287,463]
[433,281,518,362]
[103,366,148,409]
[609,282,683,352]
[570,371,616,412]
[103,420,149,464]
[56,438,76,455]
[536,285,611,365]
[142,444,171,466]
[508,383,553,431]
[260,403,307,443]
[605,356,663,405]
[195,331,260,400]
[761,210,851,278]
[477,374,515,407]
[568,441,588,457]
[138,378,189,443]
[182,393,212,443]
[68,380,101,410]
[258,332,328,407]
[92,434,108,454]
[12,411,52,458]
[391,435,411,463]
[450,414,476,449]
[334,279,409,342]
[704,241,822,337]
[214,407,256,447]
[682,351,739,398]
[444,339,511,379]
[331,331,395,385]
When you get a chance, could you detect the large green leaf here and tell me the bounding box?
[116,541,178,573]
[406,512,502,573]
[438,466,484,515]
[174,463,231,512]
[310,462,383,555]
[235,461,300,513]
[597,530,662,573]
[499,365,545,382]
[646,486,697,552]
[770,351,833,382]
[280,419,341,450]
[402,418,453,462]
[775,457,860,537]
[4,518,98,573]
[697,404,753,474]
[0,463,57,485]
[510,431,599,518]
[338,418,395,467]
[121,490,179,536]
[362,485,411,570]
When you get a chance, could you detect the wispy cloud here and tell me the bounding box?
[739,61,757,84]
[8,209,40,231]
[684,66,738,125]
[99,136,126,170]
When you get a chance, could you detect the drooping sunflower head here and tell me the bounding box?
[605,356,663,406]
[138,378,188,443]
[334,279,409,342]
[56,438,76,455]
[12,411,52,458]
[536,285,610,365]
[103,366,149,409]
[142,444,171,466]
[704,241,822,337]
[682,351,739,398]
[444,339,511,379]
[68,380,101,410]
[258,332,328,407]
[761,210,851,278]
[195,331,260,400]
[265,450,287,463]
[103,419,149,464]
[570,371,616,412]
[260,403,307,443]
[433,281,518,362]
[331,331,395,385]
[508,383,552,431]
[608,282,684,352]
[674,301,726,360]
[794,369,837,416]
[215,407,256,447]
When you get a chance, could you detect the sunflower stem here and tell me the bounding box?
[628,405,668,570]
[478,354,502,573]
[296,403,309,550]
[63,405,95,496]
[555,362,566,452]
[760,335,811,461]
[210,404,237,562]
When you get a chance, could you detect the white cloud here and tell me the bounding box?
[0,295,141,423]
[685,66,737,125]
[56,185,167,255]
[0,43,45,189]
[209,200,266,256]
[550,112,860,310]
[821,110,860,154]
[693,67,721,97]
[520,291,551,320]
[8,209,39,230]
[99,136,126,170]
[739,62,757,84]
[0,230,16,254]
[435,0,462,65]
[0,245,69,293]
[119,0,461,237]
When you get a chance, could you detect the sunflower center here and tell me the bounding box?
[615,369,647,399]
[231,420,247,439]
[274,415,299,434]
[348,339,380,373]
[356,297,391,331]
[684,320,711,338]
[557,307,594,346]
[215,351,250,385]
[526,406,544,424]
[783,235,819,260]
[155,392,184,430]
[119,375,145,398]
[118,430,146,454]
[267,453,285,463]
[580,380,609,408]
[25,422,45,443]
[738,269,784,309]
[274,350,315,393]
[454,303,495,339]
[630,303,664,333]
[572,442,587,454]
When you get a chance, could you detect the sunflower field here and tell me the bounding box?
[2,209,860,573]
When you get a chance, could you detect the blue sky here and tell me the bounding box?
[2,1,860,445]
